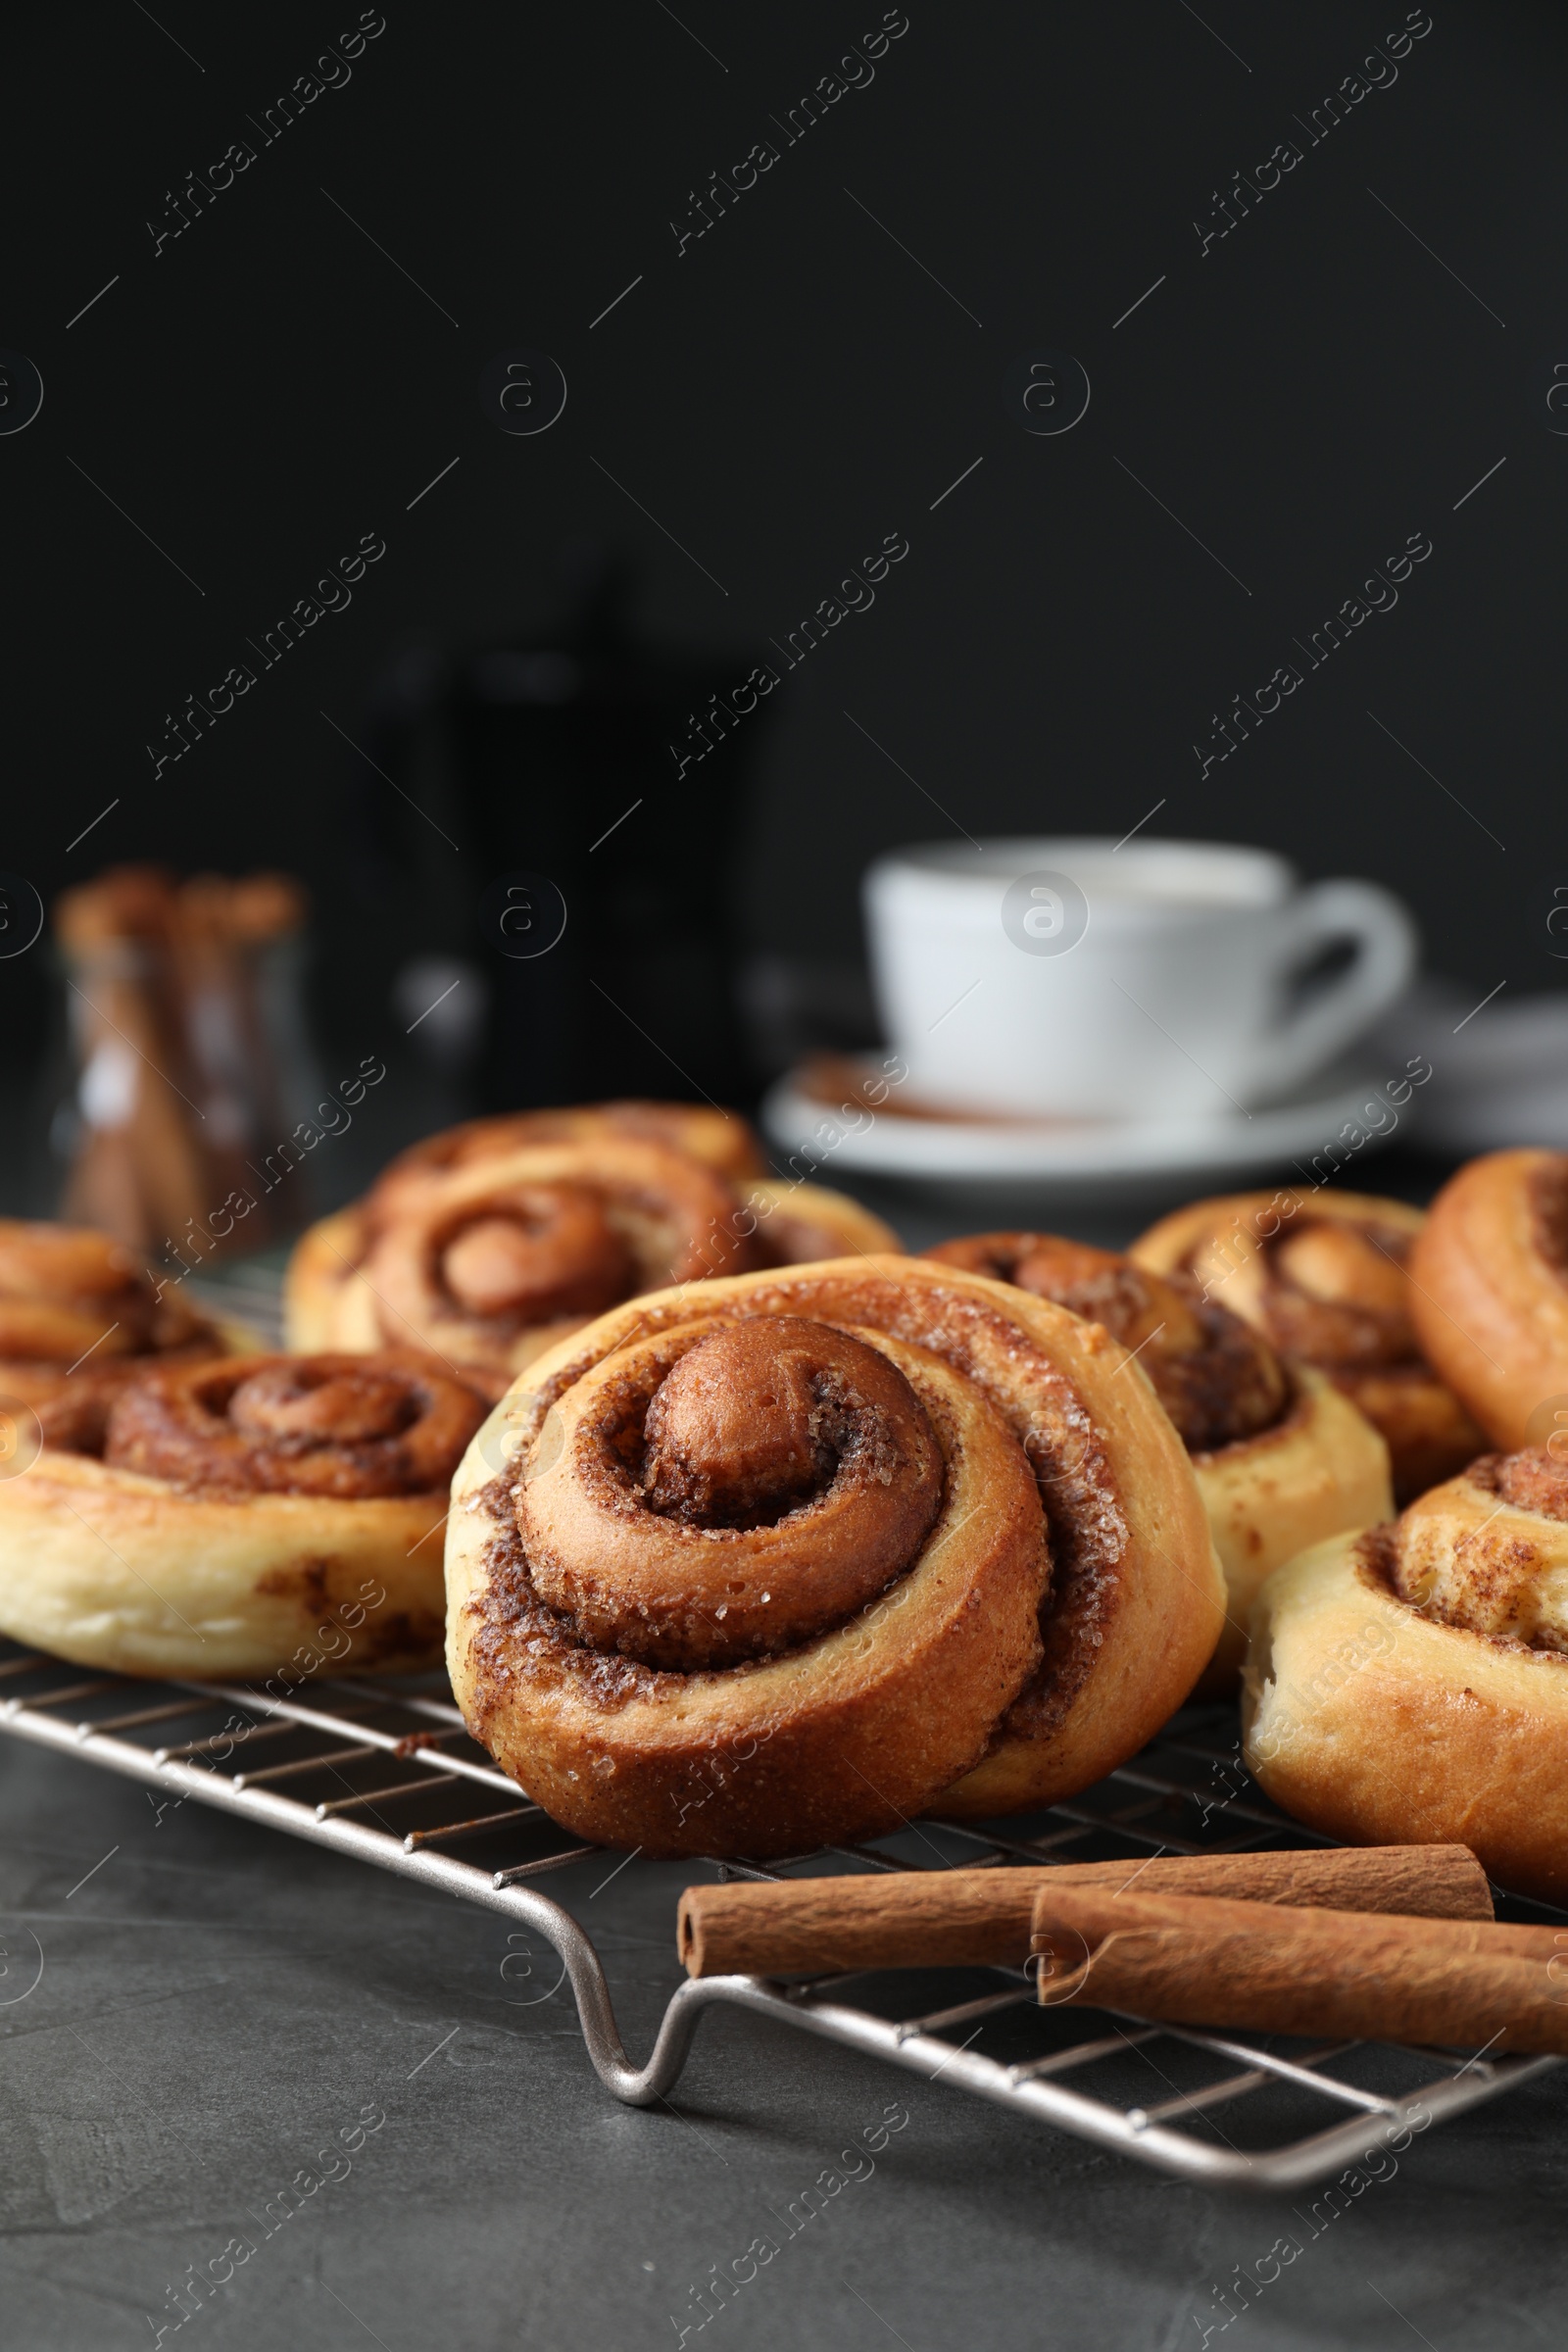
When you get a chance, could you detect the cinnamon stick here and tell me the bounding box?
[1030,1886,1568,2055]
[677,1844,1492,1979]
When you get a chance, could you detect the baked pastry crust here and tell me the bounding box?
[923,1234,1391,1689]
[286,1140,751,1381]
[0,1217,245,1435]
[370,1099,766,1210]
[1133,1188,1485,1502]
[1243,1449,1568,1899]
[446,1255,1223,1855]
[1194,1368,1391,1685]
[286,1134,902,1383]
[1406,1149,1568,1452]
[0,1352,485,1677]
[282,1203,369,1354]
[740,1179,900,1267]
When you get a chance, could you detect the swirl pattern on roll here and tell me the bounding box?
[1244,1442,1568,1899]
[1133,1188,1485,1501]
[520,1317,949,1671]
[924,1234,1286,1451]
[0,1217,236,1462]
[286,1124,904,1380]
[359,1141,749,1368]
[0,1348,488,1680]
[1381,1446,1568,1649]
[446,1256,1222,1857]
[923,1230,1393,1692]
[0,1218,219,1385]
[102,1352,486,1497]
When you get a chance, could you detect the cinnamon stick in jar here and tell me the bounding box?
[1029,1886,1568,2055]
[676,1844,1493,1979]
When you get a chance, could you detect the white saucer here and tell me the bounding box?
[762,1060,1399,1209]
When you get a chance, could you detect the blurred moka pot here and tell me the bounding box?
[350,548,776,1111]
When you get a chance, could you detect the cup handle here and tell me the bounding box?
[1249,879,1418,1101]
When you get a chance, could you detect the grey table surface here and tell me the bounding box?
[6,1711,1568,2352]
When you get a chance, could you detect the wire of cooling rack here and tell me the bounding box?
[0,1637,1557,2191]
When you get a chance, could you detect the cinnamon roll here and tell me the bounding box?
[446,1255,1223,1856]
[1245,1446,1568,1900]
[0,1352,487,1677]
[288,1140,755,1380]
[924,1234,1391,1687]
[1406,1150,1568,1452]
[1133,1190,1485,1503]
[370,1099,765,1214]
[286,1131,901,1383]
[0,1217,244,1448]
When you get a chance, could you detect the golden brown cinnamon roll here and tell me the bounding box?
[924,1234,1391,1688]
[1133,1190,1485,1503]
[0,1352,487,1676]
[1406,1150,1568,1453]
[0,1217,245,1447]
[288,1140,754,1382]
[286,1126,902,1384]
[446,1255,1223,1857]
[1245,1446,1568,1899]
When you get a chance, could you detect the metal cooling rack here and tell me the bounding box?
[0,1636,1557,2191]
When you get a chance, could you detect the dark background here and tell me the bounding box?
[5,13,1568,2348]
[3,0,1563,1188]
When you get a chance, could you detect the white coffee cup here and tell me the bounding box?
[863,837,1418,1120]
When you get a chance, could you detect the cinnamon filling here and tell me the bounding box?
[1260,1218,1419,1370]
[517,1317,947,1670]
[360,1137,752,1359]
[926,1233,1287,1451]
[1468,1447,1568,1523]
[100,1352,485,1497]
[227,1362,418,1446]
[437,1186,634,1324]
[471,1269,1126,1746]
[1156,1201,1483,1503]
[0,1219,214,1365]
[1380,1447,1568,1652]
